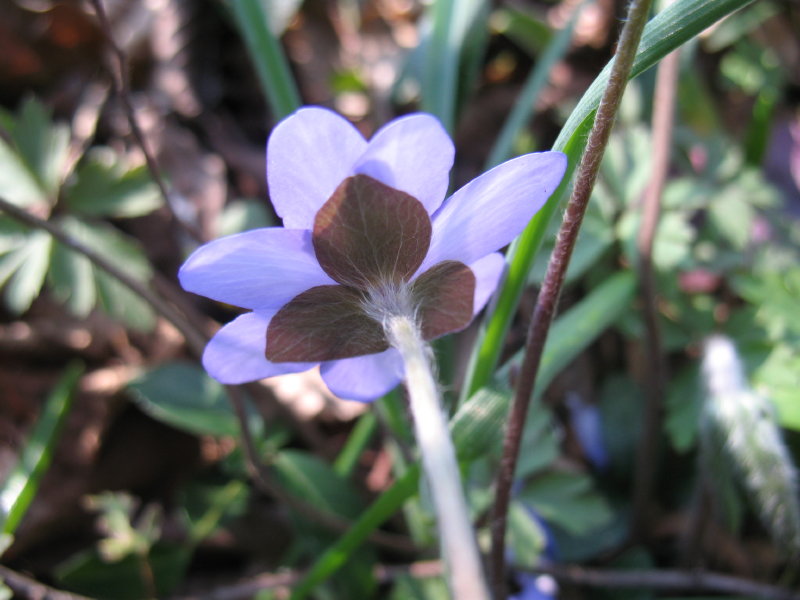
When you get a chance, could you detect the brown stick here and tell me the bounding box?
[87,0,204,243]
[170,560,800,600]
[630,41,681,539]
[488,0,655,595]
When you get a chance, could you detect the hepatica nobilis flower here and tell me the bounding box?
[180,107,566,401]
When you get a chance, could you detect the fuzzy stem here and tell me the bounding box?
[489,0,654,594]
[387,315,490,600]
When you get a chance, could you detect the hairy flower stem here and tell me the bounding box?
[489,0,654,595]
[387,315,491,600]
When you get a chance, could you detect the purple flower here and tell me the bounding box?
[179,107,566,401]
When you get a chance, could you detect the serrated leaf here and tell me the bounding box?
[127,363,241,437]
[64,150,161,218]
[0,138,46,208]
[49,243,96,317]
[1,229,52,314]
[54,217,155,330]
[0,97,69,199]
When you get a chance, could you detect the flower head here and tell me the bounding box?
[179,107,566,401]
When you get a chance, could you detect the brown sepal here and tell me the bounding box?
[411,261,475,340]
[266,285,388,362]
[313,175,432,289]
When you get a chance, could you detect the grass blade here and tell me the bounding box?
[485,0,589,169]
[289,466,421,600]
[333,411,378,478]
[1,363,83,537]
[229,0,301,119]
[422,0,488,133]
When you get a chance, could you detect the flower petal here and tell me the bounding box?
[179,228,335,310]
[469,252,506,315]
[320,348,404,402]
[354,113,454,214]
[203,311,315,384]
[421,152,567,271]
[267,107,367,229]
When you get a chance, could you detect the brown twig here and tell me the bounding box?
[87,0,204,243]
[0,565,93,600]
[0,196,207,356]
[631,40,680,540]
[172,560,800,600]
[488,0,654,595]
[528,564,800,600]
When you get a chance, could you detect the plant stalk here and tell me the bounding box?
[387,315,490,600]
[488,0,655,594]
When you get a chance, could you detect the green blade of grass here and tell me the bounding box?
[461,0,756,404]
[229,0,301,119]
[333,411,378,478]
[485,0,589,170]
[1,363,83,537]
[460,116,591,404]
[291,272,635,596]
[422,0,488,133]
[289,465,421,600]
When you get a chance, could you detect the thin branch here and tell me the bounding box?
[489,0,655,595]
[87,0,204,243]
[529,564,800,600]
[631,40,681,540]
[173,560,800,600]
[0,196,207,356]
[0,565,93,600]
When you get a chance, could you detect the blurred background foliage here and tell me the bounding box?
[0,0,799,598]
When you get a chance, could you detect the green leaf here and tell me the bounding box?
[0,138,46,208]
[518,470,613,536]
[0,229,52,314]
[421,0,489,132]
[63,149,161,218]
[507,501,548,566]
[127,363,241,437]
[530,271,636,396]
[228,0,301,119]
[1,363,83,536]
[219,198,275,236]
[0,97,70,200]
[274,450,365,520]
[53,216,155,330]
[752,344,800,431]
